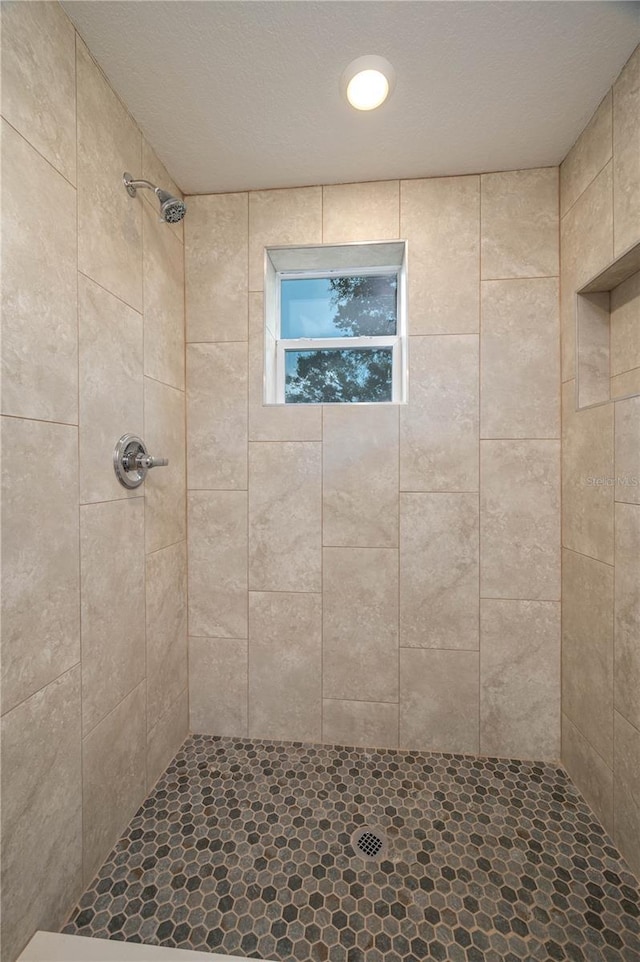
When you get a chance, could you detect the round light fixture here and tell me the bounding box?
[341,55,395,111]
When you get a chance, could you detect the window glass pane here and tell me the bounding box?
[281,274,397,339]
[285,348,393,404]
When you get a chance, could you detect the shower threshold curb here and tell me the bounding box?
[17,931,277,962]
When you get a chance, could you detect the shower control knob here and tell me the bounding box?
[113,434,169,489]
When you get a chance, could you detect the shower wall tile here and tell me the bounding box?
[0,0,76,184]
[78,275,143,505]
[611,367,640,399]
[142,138,184,244]
[481,167,559,279]
[80,499,146,735]
[146,688,189,792]
[322,699,399,750]
[323,548,398,704]
[186,192,248,342]
[613,44,640,255]
[248,442,322,592]
[1,121,78,424]
[249,592,322,743]
[0,667,82,962]
[480,278,560,439]
[188,491,247,639]
[143,202,185,391]
[480,600,560,760]
[322,181,399,242]
[615,395,640,504]
[400,176,479,334]
[400,649,479,754]
[614,502,640,731]
[189,637,248,737]
[609,270,640,378]
[144,377,186,553]
[613,710,640,878]
[400,335,479,492]
[77,38,143,312]
[399,493,479,650]
[249,187,322,292]
[187,342,248,490]
[1,417,80,716]
[323,405,399,547]
[146,541,188,733]
[481,440,560,600]
[560,92,612,218]
[82,682,146,884]
[562,713,614,837]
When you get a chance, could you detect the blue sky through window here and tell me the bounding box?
[281,275,397,339]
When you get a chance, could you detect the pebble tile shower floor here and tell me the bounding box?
[63,735,640,962]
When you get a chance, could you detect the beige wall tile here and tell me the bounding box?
[142,138,184,245]
[77,39,142,311]
[614,502,640,731]
[78,275,143,504]
[562,380,614,564]
[80,499,145,735]
[189,637,248,737]
[481,168,559,279]
[82,682,146,884]
[609,269,640,378]
[187,342,248,489]
[322,700,399,750]
[615,395,640,504]
[1,122,77,423]
[577,292,612,409]
[400,335,479,492]
[146,689,188,792]
[248,442,322,591]
[562,549,614,766]
[144,377,186,553]
[611,367,640,399]
[0,667,82,962]
[322,181,399,242]
[562,713,614,837]
[613,45,640,255]
[480,278,560,439]
[188,491,247,639]
[323,548,399,703]
[249,592,322,742]
[248,293,322,441]
[143,203,185,391]
[185,192,248,342]
[400,176,479,334]
[560,92,612,218]
[481,440,560,600]
[613,710,640,878]
[0,0,76,183]
[400,493,479,650]
[1,418,80,715]
[480,600,560,760]
[249,187,322,292]
[146,541,188,732]
[400,649,479,754]
[323,405,399,547]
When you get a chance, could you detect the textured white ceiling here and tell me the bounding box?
[62,1,640,195]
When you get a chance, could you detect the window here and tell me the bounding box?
[264,241,407,404]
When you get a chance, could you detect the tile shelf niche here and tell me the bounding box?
[575,239,640,410]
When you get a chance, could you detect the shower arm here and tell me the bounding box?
[123,174,160,198]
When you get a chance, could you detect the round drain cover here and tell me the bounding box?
[351,826,389,860]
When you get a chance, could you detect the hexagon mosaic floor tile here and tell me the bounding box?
[63,735,640,962]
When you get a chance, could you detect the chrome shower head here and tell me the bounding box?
[123,172,187,223]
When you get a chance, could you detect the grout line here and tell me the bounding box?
[77,269,143,316]
[1,411,78,428]
[1,115,77,189]
[0,660,81,721]
[562,545,615,569]
[478,175,483,755]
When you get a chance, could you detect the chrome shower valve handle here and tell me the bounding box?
[114,434,169,488]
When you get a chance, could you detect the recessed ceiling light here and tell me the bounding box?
[341,55,395,111]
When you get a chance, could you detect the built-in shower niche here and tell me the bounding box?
[576,241,640,409]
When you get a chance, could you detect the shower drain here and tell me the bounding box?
[351,826,389,860]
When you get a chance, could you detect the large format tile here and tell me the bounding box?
[400,493,479,650]
[400,176,479,334]
[1,121,77,423]
[0,0,76,183]
[615,395,640,504]
[146,689,188,792]
[400,649,479,754]
[562,549,614,767]
[189,637,248,737]
[481,168,558,279]
[480,278,559,439]
[323,405,399,547]
[400,335,479,492]
[144,377,186,554]
[481,440,560,600]
[614,502,640,731]
[249,592,322,742]
[77,39,142,311]
[610,270,640,379]
[562,713,614,837]
[80,499,145,734]
[146,541,188,733]
[1,417,80,716]
[480,600,560,760]
[322,699,399,750]
[142,138,184,245]
[613,710,640,878]
[82,683,146,884]
[143,202,185,391]
[1,667,82,962]
[187,491,247,639]
[185,192,248,342]
[322,181,399,242]
[613,45,640,256]
[323,548,398,703]
[249,187,322,291]
[79,275,143,504]
[248,442,321,591]
[187,342,248,489]
[560,92,612,217]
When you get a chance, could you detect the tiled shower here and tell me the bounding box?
[1,4,639,962]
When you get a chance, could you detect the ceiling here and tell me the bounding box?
[62,1,640,196]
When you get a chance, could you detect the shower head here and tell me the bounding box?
[123,172,187,223]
